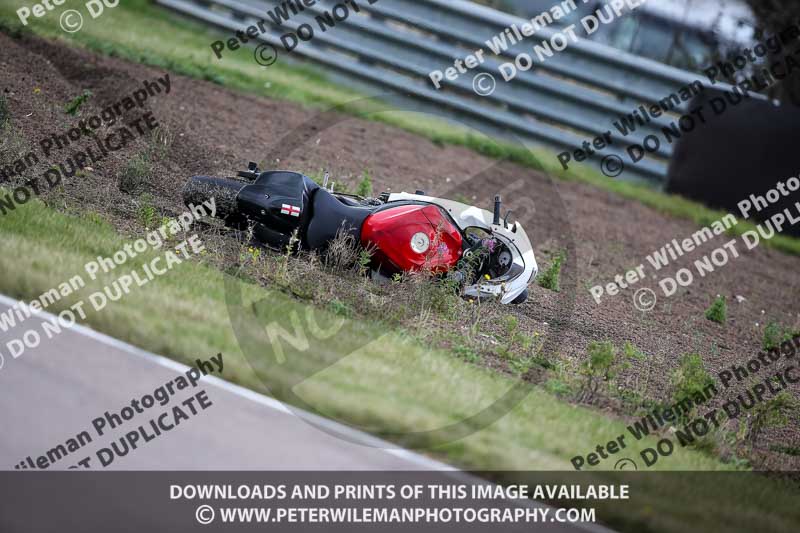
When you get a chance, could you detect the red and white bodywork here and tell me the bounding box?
[361,192,537,305]
[361,204,463,273]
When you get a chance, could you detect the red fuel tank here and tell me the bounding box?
[361,204,463,273]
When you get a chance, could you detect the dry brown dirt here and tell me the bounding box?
[1,31,799,468]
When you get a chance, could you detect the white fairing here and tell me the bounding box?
[388,192,538,304]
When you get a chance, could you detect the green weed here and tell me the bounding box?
[770,444,800,456]
[746,391,797,448]
[328,299,354,318]
[82,211,108,227]
[148,125,174,161]
[544,377,572,397]
[357,247,372,277]
[452,343,481,363]
[356,170,373,197]
[762,320,799,350]
[575,340,644,404]
[136,193,158,229]
[537,251,565,292]
[576,341,616,403]
[705,295,727,324]
[623,341,647,362]
[64,90,92,116]
[239,245,261,265]
[671,353,714,416]
[119,154,152,193]
[425,277,461,318]
[763,320,782,350]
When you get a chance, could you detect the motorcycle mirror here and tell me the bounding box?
[503,209,514,227]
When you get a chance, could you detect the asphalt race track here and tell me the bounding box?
[0,294,450,471]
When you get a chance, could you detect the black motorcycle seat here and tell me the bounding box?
[237,171,318,235]
[306,188,373,250]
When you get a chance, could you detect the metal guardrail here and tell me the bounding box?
[156,0,745,184]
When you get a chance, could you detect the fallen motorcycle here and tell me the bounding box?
[183,162,537,304]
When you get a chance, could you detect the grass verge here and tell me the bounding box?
[0,191,799,533]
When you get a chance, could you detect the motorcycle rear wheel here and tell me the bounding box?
[183,176,247,228]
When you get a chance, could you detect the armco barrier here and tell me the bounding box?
[155,0,753,185]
